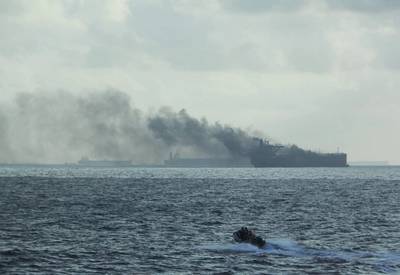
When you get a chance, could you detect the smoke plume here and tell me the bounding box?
[148,108,254,157]
[0,90,256,164]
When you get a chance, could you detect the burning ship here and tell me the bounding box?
[249,139,347,167]
[149,108,348,168]
[165,138,347,168]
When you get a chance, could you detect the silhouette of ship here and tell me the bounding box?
[249,139,347,167]
[164,139,347,168]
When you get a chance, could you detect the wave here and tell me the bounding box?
[201,239,400,273]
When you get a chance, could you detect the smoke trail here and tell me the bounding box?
[0,90,257,164]
[147,108,254,157]
[0,110,12,160]
[0,90,163,164]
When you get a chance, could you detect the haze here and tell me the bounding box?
[0,0,399,164]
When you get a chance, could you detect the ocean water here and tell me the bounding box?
[0,166,399,274]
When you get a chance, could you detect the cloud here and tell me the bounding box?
[324,0,400,12]
[221,0,306,13]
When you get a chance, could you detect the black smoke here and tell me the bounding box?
[148,108,254,157]
[0,90,256,164]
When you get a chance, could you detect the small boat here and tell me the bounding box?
[233,227,266,248]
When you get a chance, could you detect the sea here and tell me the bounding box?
[0,166,399,274]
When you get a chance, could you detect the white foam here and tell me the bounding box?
[200,243,262,253]
[201,238,400,272]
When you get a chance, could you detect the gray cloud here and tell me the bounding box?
[370,33,400,70]
[125,1,227,71]
[325,0,400,12]
[221,0,306,13]
[222,0,400,13]
[0,1,25,15]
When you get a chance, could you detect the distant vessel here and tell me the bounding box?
[78,157,132,167]
[164,138,348,168]
[164,139,348,168]
[249,139,348,167]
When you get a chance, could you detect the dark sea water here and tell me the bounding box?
[1,166,400,274]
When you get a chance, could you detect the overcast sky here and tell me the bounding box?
[1,0,399,164]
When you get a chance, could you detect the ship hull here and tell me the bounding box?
[249,140,348,167]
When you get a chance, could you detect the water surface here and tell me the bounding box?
[1,166,399,274]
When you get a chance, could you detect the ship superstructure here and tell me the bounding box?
[249,139,347,167]
[164,139,348,168]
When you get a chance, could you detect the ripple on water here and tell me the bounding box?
[0,167,399,273]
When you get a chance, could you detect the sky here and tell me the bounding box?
[0,0,399,164]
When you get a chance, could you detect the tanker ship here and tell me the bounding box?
[164,139,348,168]
[249,139,347,167]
